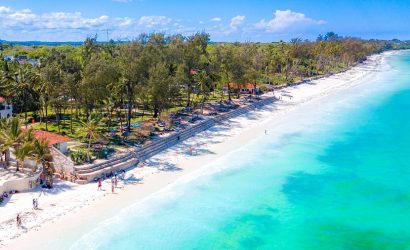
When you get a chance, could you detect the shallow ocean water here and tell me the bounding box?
[73,51,410,250]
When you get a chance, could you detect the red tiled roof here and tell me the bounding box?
[0,96,6,103]
[239,83,256,89]
[226,83,258,89]
[33,130,71,145]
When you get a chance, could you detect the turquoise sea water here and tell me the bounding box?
[74,52,410,250]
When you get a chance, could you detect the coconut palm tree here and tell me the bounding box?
[1,64,38,128]
[78,114,104,162]
[30,138,54,186]
[79,115,104,149]
[14,141,33,172]
[0,118,7,164]
[194,70,212,114]
[0,117,25,168]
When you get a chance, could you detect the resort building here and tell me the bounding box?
[33,130,71,154]
[3,55,40,66]
[0,96,12,119]
[238,83,261,95]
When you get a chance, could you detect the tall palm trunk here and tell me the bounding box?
[126,81,133,132]
[45,104,49,131]
[186,87,191,107]
[25,111,28,129]
[227,83,232,101]
[4,149,10,168]
[70,104,74,134]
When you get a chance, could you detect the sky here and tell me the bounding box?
[0,0,409,42]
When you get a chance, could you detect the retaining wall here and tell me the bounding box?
[0,167,42,194]
[73,96,275,183]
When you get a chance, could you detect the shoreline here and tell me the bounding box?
[1,52,388,249]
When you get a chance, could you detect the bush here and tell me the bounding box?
[259,85,269,92]
[70,150,90,165]
[92,148,114,159]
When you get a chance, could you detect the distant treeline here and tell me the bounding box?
[0,32,403,131]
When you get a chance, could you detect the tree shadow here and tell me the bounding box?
[124,174,143,184]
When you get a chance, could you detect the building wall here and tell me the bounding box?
[0,164,42,194]
[55,142,68,154]
[0,103,12,119]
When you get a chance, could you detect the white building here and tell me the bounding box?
[0,96,12,119]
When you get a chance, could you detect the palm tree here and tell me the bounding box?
[2,65,38,128]
[194,70,212,114]
[31,138,54,186]
[79,115,104,149]
[14,141,33,172]
[0,118,7,164]
[0,117,25,168]
[78,115,104,162]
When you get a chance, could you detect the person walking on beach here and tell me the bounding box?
[97,179,102,191]
[114,175,118,188]
[16,214,22,227]
[111,177,115,193]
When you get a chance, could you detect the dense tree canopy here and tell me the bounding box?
[0,32,392,134]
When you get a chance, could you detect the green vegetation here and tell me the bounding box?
[0,32,395,151]
[0,117,54,185]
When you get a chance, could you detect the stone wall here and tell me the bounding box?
[73,96,275,183]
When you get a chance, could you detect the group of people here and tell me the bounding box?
[0,192,9,203]
[97,170,126,193]
[0,190,16,203]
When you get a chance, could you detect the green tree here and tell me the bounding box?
[78,114,104,161]
[0,117,26,168]
[30,138,54,186]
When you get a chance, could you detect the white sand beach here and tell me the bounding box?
[1,52,387,249]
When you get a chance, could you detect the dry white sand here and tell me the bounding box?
[0,52,387,249]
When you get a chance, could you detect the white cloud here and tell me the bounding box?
[39,12,109,29]
[255,10,325,32]
[0,5,326,42]
[117,17,133,27]
[8,9,36,22]
[138,16,172,28]
[230,15,245,29]
[0,7,111,30]
[210,17,222,22]
[0,6,11,13]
